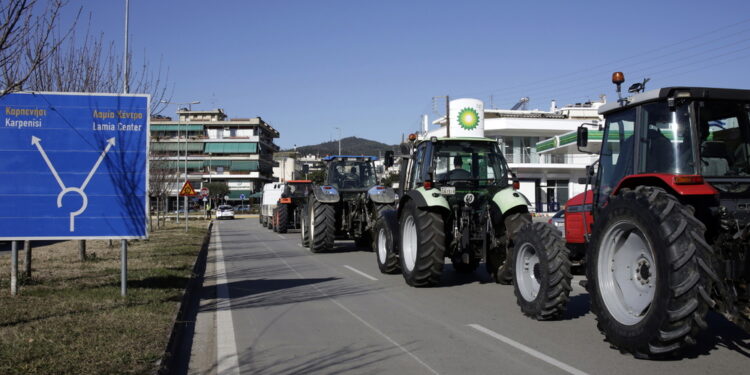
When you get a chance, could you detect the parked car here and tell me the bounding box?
[548,210,564,234]
[216,205,235,220]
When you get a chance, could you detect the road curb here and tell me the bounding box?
[157,220,213,375]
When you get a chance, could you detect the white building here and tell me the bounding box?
[425,100,602,212]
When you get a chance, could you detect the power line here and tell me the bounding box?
[453,17,750,102]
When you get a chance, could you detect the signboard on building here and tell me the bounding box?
[0,92,149,240]
[449,98,484,138]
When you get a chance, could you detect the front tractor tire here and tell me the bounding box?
[399,201,445,287]
[587,186,714,358]
[512,222,572,320]
[309,197,336,253]
[487,212,532,284]
[277,204,289,234]
[374,209,400,274]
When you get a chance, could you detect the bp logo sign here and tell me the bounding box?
[457,107,479,130]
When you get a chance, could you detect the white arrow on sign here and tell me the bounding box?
[32,136,116,232]
[31,136,66,190]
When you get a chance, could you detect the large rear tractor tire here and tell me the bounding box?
[300,206,310,247]
[309,197,336,253]
[399,201,445,287]
[587,186,714,358]
[487,212,531,284]
[277,204,289,234]
[512,222,572,320]
[374,209,401,274]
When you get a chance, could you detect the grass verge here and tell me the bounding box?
[0,222,208,375]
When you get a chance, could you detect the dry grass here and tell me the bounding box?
[0,222,208,375]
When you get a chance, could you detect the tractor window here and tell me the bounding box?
[598,108,636,207]
[639,102,695,175]
[697,100,750,189]
[410,143,427,188]
[328,159,378,189]
[433,141,509,187]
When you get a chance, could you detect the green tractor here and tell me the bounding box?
[374,135,534,286]
[300,155,397,252]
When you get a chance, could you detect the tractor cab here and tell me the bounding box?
[322,155,378,191]
[578,84,750,217]
[566,72,750,357]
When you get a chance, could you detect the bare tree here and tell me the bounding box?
[26,14,171,113]
[0,0,76,96]
[148,149,174,231]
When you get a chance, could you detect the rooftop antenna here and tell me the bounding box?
[628,77,650,94]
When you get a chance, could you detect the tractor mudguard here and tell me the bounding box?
[404,187,450,211]
[367,186,397,204]
[492,187,530,215]
[312,185,340,203]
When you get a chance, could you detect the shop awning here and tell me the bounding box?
[151,124,204,132]
[204,142,258,154]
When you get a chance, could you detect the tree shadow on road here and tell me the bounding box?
[201,276,375,312]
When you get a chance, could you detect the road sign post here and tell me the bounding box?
[179,181,198,232]
[0,92,149,296]
[10,241,17,296]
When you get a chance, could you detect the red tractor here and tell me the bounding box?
[514,73,750,358]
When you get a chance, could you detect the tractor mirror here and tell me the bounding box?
[577,126,588,148]
[384,151,394,168]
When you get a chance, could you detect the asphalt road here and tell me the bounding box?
[188,218,750,375]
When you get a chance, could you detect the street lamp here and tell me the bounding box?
[334,127,342,155]
[160,100,199,230]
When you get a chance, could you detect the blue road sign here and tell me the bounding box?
[239,193,245,200]
[0,92,149,240]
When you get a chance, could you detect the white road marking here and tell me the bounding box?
[343,265,379,281]
[277,233,285,239]
[468,324,589,375]
[215,227,241,375]
[262,243,438,375]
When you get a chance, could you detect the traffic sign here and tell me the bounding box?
[239,193,245,200]
[179,181,197,197]
[200,187,209,197]
[0,92,149,240]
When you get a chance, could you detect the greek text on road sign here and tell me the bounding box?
[0,92,149,240]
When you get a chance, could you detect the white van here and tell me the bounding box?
[260,182,284,228]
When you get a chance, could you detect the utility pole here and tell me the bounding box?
[123,0,129,94]
[446,95,450,138]
[335,127,342,155]
[161,100,200,230]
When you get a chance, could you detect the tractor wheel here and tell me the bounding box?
[272,208,279,232]
[259,211,264,226]
[300,206,310,247]
[277,204,289,234]
[587,186,714,358]
[399,201,445,287]
[512,222,572,320]
[374,209,400,274]
[309,197,335,253]
[488,212,531,284]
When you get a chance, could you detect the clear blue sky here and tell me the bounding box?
[62,0,750,148]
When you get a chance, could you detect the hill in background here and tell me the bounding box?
[285,136,398,158]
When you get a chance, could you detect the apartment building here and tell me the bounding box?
[150,109,279,209]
